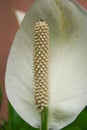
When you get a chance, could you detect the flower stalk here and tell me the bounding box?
[41,107,48,130]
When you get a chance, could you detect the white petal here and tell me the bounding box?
[5,0,87,129]
[49,0,87,129]
[15,10,25,24]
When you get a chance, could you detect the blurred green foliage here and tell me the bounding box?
[62,107,87,130]
[6,104,39,130]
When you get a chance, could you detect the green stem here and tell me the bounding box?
[40,107,48,130]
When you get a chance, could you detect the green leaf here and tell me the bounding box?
[7,103,39,130]
[0,118,8,130]
[0,85,8,130]
[62,125,81,130]
[61,107,87,130]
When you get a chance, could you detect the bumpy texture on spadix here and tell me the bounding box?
[5,0,87,130]
[34,21,49,111]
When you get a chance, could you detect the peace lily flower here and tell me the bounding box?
[5,0,87,130]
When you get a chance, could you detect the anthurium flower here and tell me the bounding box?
[5,0,87,130]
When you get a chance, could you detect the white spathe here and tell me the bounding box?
[15,10,25,24]
[5,0,87,129]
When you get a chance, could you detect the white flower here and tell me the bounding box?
[5,0,87,130]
